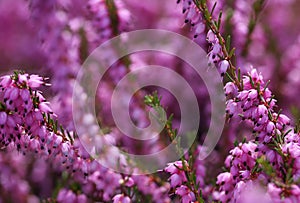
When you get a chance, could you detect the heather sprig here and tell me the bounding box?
[177,0,300,201]
[240,0,266,57]
[145,91,205,203]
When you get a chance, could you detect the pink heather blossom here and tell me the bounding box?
[175,185,195,203]
[0,76,12,87]
[224,82,238,97]
[38,102,53,114]
[207,30,216,43]
[281,142,300,158]
[0,112,7,125]
[278,114,291,126]
[219,60,229,76]
[165,161,188,188]
[57,189,88,203]
[193,22,205,38]
[267,183,282,201]
[112,194,131,203]
[226,99,238,117]
[27,75,46,88]
[233,181,272,203]
[216,172,234,188]
[119,176,135,187]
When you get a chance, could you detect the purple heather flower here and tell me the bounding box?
[175,185,195,203]
[219,60,229,76]
[0,76,12,88]
[165,161,188,188]
[112,194,131,203]
[0,112,7,125]
[193,22,205,38]
[207,30,216,43]
[57,189,88,203]
[224,82,238,97]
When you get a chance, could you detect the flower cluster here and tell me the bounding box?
[213,141,261,201]
[163,146,209,202]
[57,189,88,203]
[165,161,188,188]
[0,151,39,203]
[0,72,170,202]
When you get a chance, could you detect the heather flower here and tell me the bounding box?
[119,176,135,187]
[267,183,282,202]
[225,99,238,117]
[233,180,272,203]
[193,22,205,38]
[164,161,188,188]
[175,185,195,203]
[0,76,12,88]
[214,141,263,202]
[219,60,229,76]
[281,142,300,158]
[0,151,38,202]
[57,189,88,203]
[131,174,170,203]
[0,112,7,125]
[185,6,197,23]
[27,75,46,88]
[38,102,53,114]
[112,194,131,203]
[207,30,216,43]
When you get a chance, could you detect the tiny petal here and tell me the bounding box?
[113,194,131,203]
[0,76,12,87]
[39,102,53,114]
[194,22,205,37]
[220,60,229,76]
[28,75,44,88]
[0,112,8,125]
[266,121,275,134]
[207,30,215,43]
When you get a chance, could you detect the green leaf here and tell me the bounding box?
[225,72,235,82]
[229,47,236,58]
[217,11,223,30]
[249,75,255,87]
[267,110,273,121]
[263,80,270,91]
[210,2,217,15]
[0,102,6,111]
[257,156,275,177]
[234,140,239,147]
[226,35,231,52]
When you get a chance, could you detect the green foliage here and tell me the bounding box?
[257,156,275,177]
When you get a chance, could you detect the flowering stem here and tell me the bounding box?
[105,0,119,36]
[241,0,266,57]
[145,92,204,202]
[193,0,242,90]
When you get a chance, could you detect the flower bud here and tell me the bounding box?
[220,60,229,76]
